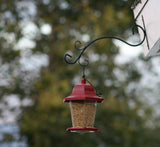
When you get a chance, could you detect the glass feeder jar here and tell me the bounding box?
[64,78,104,132]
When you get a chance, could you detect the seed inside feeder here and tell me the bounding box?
[70,101,97,128]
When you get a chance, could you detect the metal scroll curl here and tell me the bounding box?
[64,24,146,65]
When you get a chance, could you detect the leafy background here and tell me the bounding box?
[1,0,160,147]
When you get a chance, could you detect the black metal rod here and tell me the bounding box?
[64,24,146,65]
[142,15,149,50]
[134,0,149,20]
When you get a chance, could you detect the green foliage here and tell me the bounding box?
[1,0,160,146]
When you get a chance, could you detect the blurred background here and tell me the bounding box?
[1,0,160,146]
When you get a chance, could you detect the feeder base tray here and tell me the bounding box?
[67,127,99,133]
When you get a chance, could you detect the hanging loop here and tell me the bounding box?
[78,58,89,78]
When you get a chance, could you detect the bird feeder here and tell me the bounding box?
[64,78,104,133]
[63,1,148,133]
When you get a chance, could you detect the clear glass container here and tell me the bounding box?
[69,100,97,128]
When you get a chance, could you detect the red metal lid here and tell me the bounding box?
[64,78,104,103]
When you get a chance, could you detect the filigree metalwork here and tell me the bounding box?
[64,24,146,67]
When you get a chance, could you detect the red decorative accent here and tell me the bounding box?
[81,78,86,84]
[64,78,104,103]
[67,127,99,132]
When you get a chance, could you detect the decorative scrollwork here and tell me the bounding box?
[64,24,146,65]
[74,40,82,51]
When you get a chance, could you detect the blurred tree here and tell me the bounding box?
[1,0,160,147]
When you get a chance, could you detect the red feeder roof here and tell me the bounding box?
[64,78,104,103]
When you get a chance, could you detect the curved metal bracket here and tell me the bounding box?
[64,24,146,66]
[64,24,146,96]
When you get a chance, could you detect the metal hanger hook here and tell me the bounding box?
[64,24,146,65]
[78,58,89,78]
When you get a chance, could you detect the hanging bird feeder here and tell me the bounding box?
[64,24,146,133]
[64,78,104,132]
